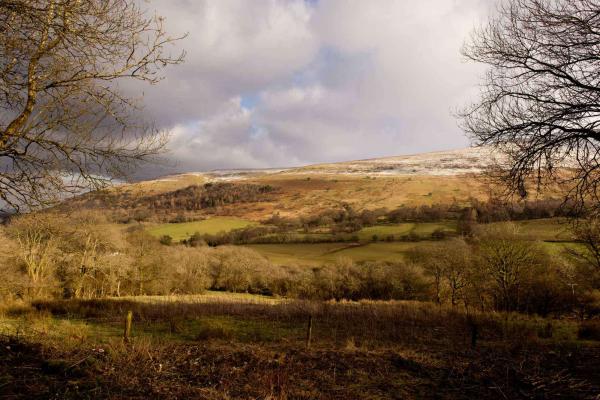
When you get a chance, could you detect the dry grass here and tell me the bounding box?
[235,174,488,220]
[1,296,599,399]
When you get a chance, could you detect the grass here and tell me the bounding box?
[147,217,256,241]
[511,218,575,241]
[357,223,415,240]
[245,219,578,265]
[1,296,598,399]
[247,242,421,265]
[410,221,457,236]
[119,291,283,305]
[144,217,581,266]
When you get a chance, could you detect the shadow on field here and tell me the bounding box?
[0,298,599,399]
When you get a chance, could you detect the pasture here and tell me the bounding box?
[247,242,421,265]
[147,217,255,241]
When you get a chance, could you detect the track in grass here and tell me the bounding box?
[246,241,420,265]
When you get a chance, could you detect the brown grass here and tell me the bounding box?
[1,297,599,399]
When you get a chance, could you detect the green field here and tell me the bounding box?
[246,242,420,265]
[357,222,457,240]
[334,219,562,242]
[148,217,255,241]
[511,218,574,241]
[246,219,578,265]
[148,218,578,264]
[357,223,415,240]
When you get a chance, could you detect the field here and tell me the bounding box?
[147,217,255,241]
[246,242,420,265]
[230,174,489,220]
[143,217,579,265]
[242,218,574,265]
[1,294,598,399]
[509,218,575,241]
[356,221,456,240]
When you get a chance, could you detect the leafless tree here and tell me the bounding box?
[476,223,541,311]
[8,214,60,298]
[0,0,185,211]
[461,0,600,215]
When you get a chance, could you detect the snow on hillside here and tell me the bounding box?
[164,147,500,183]
[291,147,499,176]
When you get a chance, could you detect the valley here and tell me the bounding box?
[1,148,599,399]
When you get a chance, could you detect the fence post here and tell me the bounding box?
[468,316,478,348]
[305,315,313,349]
[124,310,133,343]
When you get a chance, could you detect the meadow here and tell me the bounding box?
[145,217,577,266]
[246,242,419,265]
[147,217,255,241]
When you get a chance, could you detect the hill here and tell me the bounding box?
[67,147,506,222]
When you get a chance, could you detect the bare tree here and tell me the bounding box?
[0,0,184,211]
[8,214,61,298]
[461,0,600,215]
[475,223,541,311]
[569,217,600,288]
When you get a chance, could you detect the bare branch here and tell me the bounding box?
[0,0,185,211]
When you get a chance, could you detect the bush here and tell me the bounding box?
[578,320,600,341]
[159,235,173,246]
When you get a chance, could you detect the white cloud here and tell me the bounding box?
[134,0,319,125]
[131,0,491,174]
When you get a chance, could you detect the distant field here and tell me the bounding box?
[246,242,420,265]
[147,218,577,264]
[147,217,255,241]
[241,174,487,220]
[357,223,415,240]
[245,219,577,265]
[356,221,456,240]
[355,219,565,242]
[511,218,574,241]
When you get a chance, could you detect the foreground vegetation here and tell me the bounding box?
[1,295,599,399]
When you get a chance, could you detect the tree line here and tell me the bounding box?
[1,210,599,319]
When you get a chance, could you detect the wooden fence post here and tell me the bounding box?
[467,316,478,348]
[306,315,313,349]
[124,310,133,343]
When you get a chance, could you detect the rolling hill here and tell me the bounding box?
[72,147,503,221]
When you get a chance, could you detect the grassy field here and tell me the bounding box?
[147,217,255,241]
[357,223,415,239]
[247,242,420,265]
[240,174,488,220]
[245,219,573,265]
[511,218,575,241]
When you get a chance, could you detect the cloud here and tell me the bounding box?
[131,0,491,175]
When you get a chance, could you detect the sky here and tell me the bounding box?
[134,0,492,174]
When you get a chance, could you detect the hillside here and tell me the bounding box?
[287,147,498,176]
[68,147,504,221]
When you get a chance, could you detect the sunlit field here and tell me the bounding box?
[147,217,256,241]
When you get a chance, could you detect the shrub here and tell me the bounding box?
[578,320,600,341]
[159,235,173,246]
